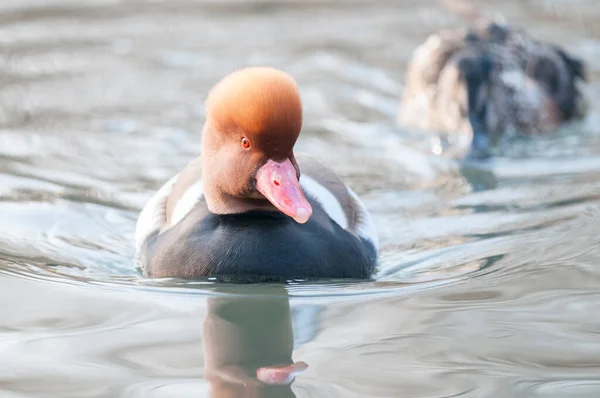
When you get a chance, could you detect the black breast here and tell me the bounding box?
[140,199,377,281]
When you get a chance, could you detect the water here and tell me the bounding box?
[1,0,600,396]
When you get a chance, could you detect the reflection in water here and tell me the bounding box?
[203,287,305,398]
[0,0,600,397]
[459,161,498,193]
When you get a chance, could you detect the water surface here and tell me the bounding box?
[1,0,600,397]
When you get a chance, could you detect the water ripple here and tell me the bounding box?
[0,0,600,397]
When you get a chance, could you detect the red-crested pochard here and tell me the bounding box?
[399,16,586,158]
[135,67,378,280]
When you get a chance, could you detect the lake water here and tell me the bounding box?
[1,0,600,397]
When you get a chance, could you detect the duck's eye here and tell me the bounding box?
[241,137,251,149]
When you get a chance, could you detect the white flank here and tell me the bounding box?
[347,187,379,251]
[170,179,204,225]
[134,174,179,257]
[300,175,348,229]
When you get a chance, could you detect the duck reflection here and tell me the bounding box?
[202,287,307,397]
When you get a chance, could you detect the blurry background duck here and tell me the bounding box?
[399,0,588,159]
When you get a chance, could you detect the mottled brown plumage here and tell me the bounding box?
[399,18,586,156]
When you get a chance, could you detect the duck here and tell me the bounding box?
[399,15,586,158]
[134,67,378,281]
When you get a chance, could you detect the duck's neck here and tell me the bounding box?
[202,182,278,216]
[201,159,277,217]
